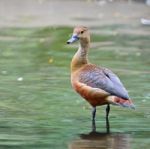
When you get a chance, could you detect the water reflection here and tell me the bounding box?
[69,131,131,149]
[69,107,131,149]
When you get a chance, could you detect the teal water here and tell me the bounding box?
[0,26,149,149]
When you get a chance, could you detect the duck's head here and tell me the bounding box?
[67,26,90,45]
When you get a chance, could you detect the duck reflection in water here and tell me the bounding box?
[69,121,131,149]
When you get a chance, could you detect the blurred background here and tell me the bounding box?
[0,0,150,27]
[0,0,150,149]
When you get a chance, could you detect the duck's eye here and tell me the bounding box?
[81,31,84,34]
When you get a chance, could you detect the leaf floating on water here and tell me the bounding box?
[48,58,54,64]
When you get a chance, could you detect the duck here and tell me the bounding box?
[67,26,135,131]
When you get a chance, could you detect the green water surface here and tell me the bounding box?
[0,26,149,149]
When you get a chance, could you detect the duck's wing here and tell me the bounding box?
[79,66,129,100]
[102,68,129,99]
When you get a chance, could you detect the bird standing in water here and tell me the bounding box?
[67,26,135,131]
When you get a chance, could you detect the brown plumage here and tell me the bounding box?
[67,26,135,131]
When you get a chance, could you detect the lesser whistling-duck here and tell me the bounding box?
[67,26,135,130]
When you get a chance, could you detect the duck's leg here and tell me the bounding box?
[106,104,110,133]
[106,104,110,117]
[92,107,96,132]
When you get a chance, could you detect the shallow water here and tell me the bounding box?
[0,26,150,149]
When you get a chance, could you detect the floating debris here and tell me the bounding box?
[97,0,107,6]
[146,0,150,6]
[17,77,24,81]
[142,99,146,102]
[136,52,141,56]
[1,70,7,75]
[141,18,150,25]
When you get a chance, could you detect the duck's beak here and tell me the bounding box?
[67,34,79,44]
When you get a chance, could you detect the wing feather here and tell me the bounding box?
[79,65,129,100]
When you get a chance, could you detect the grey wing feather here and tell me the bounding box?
[79,66,129,100]
[103,68,129,99]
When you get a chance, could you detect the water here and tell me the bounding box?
[0,25,149,149]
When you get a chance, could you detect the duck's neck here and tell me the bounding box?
[71,39,90,72]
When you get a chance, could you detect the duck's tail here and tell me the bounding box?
[107,96,135,109]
